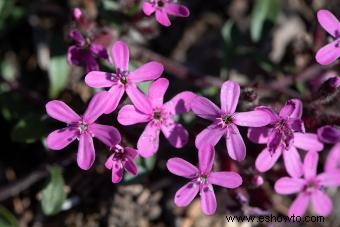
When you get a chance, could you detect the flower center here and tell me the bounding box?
[153,111,162,120]
[197,175,208,184]
[116,68,129,85]
[78,121,88,134]
[111,145,126,160]
[217,114,233,128]
[303,179,320,194]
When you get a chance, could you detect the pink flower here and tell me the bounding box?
[143,0,190,27]
[85,41,164,114]
[105,145,138,183]
[315,9,340,65]
[318,125,340,172]
[247,99,323,177]
[46,92,121,170]
[167,145,242,215]
[67,29,109,72]
[191,80,272,161]
[117,78,195,157]
[275,151,340,216]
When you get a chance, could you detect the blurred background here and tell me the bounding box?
[0,0,339,226]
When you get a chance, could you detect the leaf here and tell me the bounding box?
[250,0,279,42]
[138,81,152,94]
[0,206,18,227]
[41,166,66,216]
[48,56,70,98]
[11,113,48,143]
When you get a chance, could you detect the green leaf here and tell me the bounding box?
[11,113,48,143]
[250,0,279,42]
[48,56,70,98]
[41,167,66,216]
[138,81,152,94]
[0,206,18,227]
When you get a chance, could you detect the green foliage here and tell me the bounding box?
[0,206,18,227]
[41,167,66,216]
[122,156,157,184]
[11,113,48,143]
[48,56,70,98]
[0,0,24,33]
[250,0,280,42]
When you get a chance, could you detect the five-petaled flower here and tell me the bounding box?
[67,29,109,72]
[46,92,121,170]
[85,40,164,114]
[275,151,340,216]
[318,125,340,172]
[143,0,190,27]
[315,9,340,65]
[167,145,242,215]
[105,144,138,183]
[248,99,324,177]
[117,78,195,157]
[191,80,272,161]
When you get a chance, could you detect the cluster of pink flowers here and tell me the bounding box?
[45,6,340,216]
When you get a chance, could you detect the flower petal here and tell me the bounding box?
[77,133,95,170]
[303,151,319,179]
[83,91,109,123]
[325,143,340,172]
[137,122,160,158]
[105,154,114,169]
[67,45,84,66]
[233,110,271,127]
[155,10,171,27]
[46,127,78,150]
[198,145,215,174]
[84,54,99,72]
[124,157,138,176]
[142,2,156,16]
[117,105,150,125]
[161,121,188,148]
[288,193,310,217]
[220,80,240,114]
[85,71,115,88]
[226,124,246,161]
[311,190,332,216]
[247,127,271,144]
[124,147,138,159]
[46,100,81,123]
[164,91,196,115]
[104,85,125,114]
[200,184,217,215]
[279,99,303,119]
[195,123,225,149]
[317,170,340,187]
[293,132,324,152]
[318,125,340,144]
[274,177,304,194]
[148,78,169,106]
[68,29,85,46]
[90,123,121,148]
[128,61,164,83]
[111,160,123,183]
[317,9,340,37]
[191,96,220,121]
[164,3,190,17]
[126,85,152,114]
[89,43,108,59]
[315,40,340,65]
[255,148,282,172]
[167,158,198,178]
[283,147,303,178]
[174,182,199,207]
[111,40,129,71]
[208,172,242,189]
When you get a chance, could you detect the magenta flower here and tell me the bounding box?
[275,151,340,216]
[85,40,164,114]
[105,145,138,183]
[191,80,271,161]
[67,29,109,72]
[143,0,190,27]
[318,125,340,172]
[315,9,340,65]
[167,145,242,215]
[46,92,121,170]
[247,99,322,177]
[117,78,195,157]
